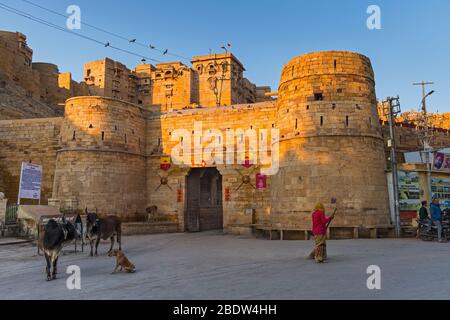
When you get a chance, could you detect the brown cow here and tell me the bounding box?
[85,208,122,256]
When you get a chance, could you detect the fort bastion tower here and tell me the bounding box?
[52,96,147,217]
[271,51,391,232]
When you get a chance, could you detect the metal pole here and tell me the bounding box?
[387,98,401,238]
[414,81,435,203]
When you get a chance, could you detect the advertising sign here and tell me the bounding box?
[398,171,421,212]
[431,177,450,209]
[433,152,450,171]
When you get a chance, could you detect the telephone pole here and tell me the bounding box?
[413,81,435,203]
[383,96,401,238]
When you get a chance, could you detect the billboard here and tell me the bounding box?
[398,171,421,212]
[433,152,450,171]
[431,177,450,209]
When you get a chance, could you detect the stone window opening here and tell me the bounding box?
[332,103,336,110]
[87,69,91,77]
[369,117,372,126]
[72,131,76,140]
[320,116,324,126]
[115,125,118,131]
[295,118,298,129]
[101,131,105,141]
[125,134,127,144]
[132,129,135,134]
[314,93,323,101]
[306,105,310,110]
[89,124,93,129]
[158,138,161,146]
[346,116,349,127]
[334,60,337,70]
[138,100,143,105]
[272,124,275,128]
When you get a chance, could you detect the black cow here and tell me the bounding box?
[42,218,77,281]
[85,209,122,256]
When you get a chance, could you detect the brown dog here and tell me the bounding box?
[108,249,136,274]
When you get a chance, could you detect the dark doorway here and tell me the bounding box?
[185,168,223,232]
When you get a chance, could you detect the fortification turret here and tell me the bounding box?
[53,96,146,217]
[271,51,390,231]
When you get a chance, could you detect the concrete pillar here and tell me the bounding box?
[47,199,61,210]
[0,198,7,227]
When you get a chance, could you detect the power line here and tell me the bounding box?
[20,0,191,62]
[0,2,162,63]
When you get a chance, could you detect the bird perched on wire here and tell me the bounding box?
[104,42,110,47]
[149,44,155,49]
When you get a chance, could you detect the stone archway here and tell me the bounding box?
[185,167,223,232]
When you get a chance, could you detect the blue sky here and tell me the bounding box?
[0,0,449,112]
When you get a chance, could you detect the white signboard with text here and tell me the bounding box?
[18,162,42,203]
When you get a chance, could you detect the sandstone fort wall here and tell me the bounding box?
[0,117,62,204]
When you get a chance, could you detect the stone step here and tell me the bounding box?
[1,224,19,237]
[122,222,179,236]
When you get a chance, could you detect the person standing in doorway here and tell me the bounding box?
[312,203,335,263]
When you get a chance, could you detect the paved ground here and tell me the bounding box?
[0,231,449,300]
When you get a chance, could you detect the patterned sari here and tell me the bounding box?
[314,235,327,263]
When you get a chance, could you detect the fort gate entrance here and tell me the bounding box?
[185,168,223,232]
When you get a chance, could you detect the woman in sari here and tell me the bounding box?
[312,203,335,263]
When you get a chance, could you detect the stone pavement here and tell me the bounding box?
[0,231,449,300]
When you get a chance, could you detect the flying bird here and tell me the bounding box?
[129,39,136,43]
[163,49,168,55]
